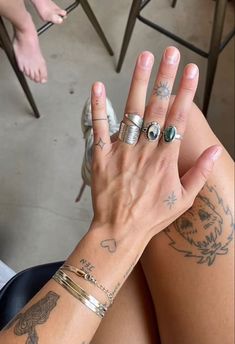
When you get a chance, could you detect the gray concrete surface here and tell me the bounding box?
[0,0,234,272]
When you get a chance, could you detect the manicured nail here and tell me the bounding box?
[163,46,179,64]
[93,82,103,97]
[211,146,222,161]
[185,64,198,79]
[139,52,154,69]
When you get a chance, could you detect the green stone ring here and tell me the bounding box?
[163,125,183,143]
[142,121,161,142]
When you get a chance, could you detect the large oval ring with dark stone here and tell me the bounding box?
[142,122,161,142]
[163,125,183,143]
[124,113,143,129]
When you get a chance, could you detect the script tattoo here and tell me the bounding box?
[164,184,234,266]
[154,81,171,99]
[4,291,59,343]
[164,191,177,209]
[95,137,106,150]
[100,239,117,253]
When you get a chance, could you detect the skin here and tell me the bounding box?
[0,0,66,83]
[0,48,224,343]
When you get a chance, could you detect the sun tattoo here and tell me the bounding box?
[154,81,171,99]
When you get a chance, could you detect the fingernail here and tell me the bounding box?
[163,47,179,64]
[139,52,154,69]
[211,146,222,161]
[185,64,198,79]
[41,78,47,84]
[93,82,103,97]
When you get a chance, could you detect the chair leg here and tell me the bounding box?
[203,0,227,115]
[171,0,177,8]
[80,0,113,56]
[0,18,40,118]
[116,0,142,73]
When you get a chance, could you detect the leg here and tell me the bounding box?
[141,101,234,344]
[0,0,47,83]
[80,0,114,56]
[116,0,141,73]
[30,0,67,24]
[91,263,160,344]
[0,17,40,117]
[203,0,227,114]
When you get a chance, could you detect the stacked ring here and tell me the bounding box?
[118,113,143,145]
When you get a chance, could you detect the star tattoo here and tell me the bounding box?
[164,191,177,209]
[154,81,171,99]
[95,137,106,150]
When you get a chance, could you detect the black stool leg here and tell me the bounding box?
[80,0,113,56]
[0,18,40,118]
[171,0,177,8]
[116,0,142,73]
[203,0,227,115]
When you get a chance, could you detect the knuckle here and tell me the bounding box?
[173,110,187,124]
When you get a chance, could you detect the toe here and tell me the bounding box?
[40,62,48,84]
[52,14,63,24]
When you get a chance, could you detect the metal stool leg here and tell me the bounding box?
[203,0,227,115]
[80,0,113,56]
[171,0,177,8]
[0,17,40,118]
[116,0,142,73]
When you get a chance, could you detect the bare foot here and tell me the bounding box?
[30,0,67,24]
[13,13,47,83]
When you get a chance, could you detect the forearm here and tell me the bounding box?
[0,223,148,344]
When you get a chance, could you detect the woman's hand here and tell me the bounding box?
[90,47,222,239]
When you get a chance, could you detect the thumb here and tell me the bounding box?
[181,145,222,198]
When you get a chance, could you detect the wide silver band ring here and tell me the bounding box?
[142,121,161,142]
[118,121,141,145]
[124,113,143,129]
[163,125,183,143]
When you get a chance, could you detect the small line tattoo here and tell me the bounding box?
[95,137,106,150]
[80,258,95,273]
[92,118,108,121]
[4,291,59,343]
[164,191,177,209]
[154,81,171,99]
[100,239,117,253]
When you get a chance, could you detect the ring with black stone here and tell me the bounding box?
[163,125,183,143]
[124,113,143,129]
[142,121,161,142]
[118,121,141,145]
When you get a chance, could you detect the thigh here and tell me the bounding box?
[91,263,160,344]
[141,102,234,344]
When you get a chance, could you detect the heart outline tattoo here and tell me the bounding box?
[100,239,117,253]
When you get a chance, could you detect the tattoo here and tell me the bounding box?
[164,184,234,266]
[95,137,106,150]
[154,81,171,99]
[164,191,177,209]
[92,118,107,121]
[100,239,117,253]
[4,291,59,343]
[123,254,139,279]
[112,282,121,296]
[80,258,95,273]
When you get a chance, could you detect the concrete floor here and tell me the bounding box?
[0,0,234,272]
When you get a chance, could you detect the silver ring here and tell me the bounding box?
[124,113,143,129]
[142,121,161,142]
[163,125,183,143]
[118,121,141,145]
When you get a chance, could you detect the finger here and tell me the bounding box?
[161,63,199,150]
[181,145,222,199]
[124,51,154,118]
[91,82,111,161]
[143,47,180,131]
